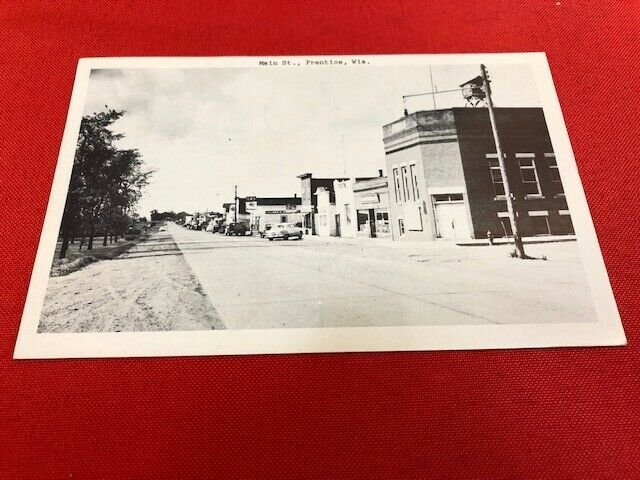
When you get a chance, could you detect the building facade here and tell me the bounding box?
[353,175,391,239]
[314,175,391,239]
[315,187,337,237]
[382,108,573,241]
[223,199,250,226]
[247,196,303,234]
[333,179,358,238]
[297,173,349,234]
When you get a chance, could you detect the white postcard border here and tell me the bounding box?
[14,53,626,359]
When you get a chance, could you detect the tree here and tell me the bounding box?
[58,109,153,259]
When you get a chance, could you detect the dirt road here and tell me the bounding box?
[38,222,597,333]
[38,231,224,333]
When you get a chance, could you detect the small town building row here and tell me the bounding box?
[297,106,574,242]
[222,195,304,234]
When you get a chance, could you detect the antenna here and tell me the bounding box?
[429,66,437,110]
[341,134,346,176]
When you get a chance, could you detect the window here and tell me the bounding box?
[546,153,564,193]
[393,168,401,203]
[357,211,369,232]
[433,193,463,202]
[398,219,405,236]
[546,154,560,181]
[500,218,513,237]
[517,154,541,196]
[410,164,420,199]
[280,215,287,223]
[530,216,551,235]
[401,166,411,201]
[487,154,505,196]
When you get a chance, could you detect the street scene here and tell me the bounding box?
[36,59,599,333]
[39,222,595,332]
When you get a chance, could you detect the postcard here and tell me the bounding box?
[14,53,626,358]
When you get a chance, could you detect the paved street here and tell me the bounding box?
[39,222,598,332]
[164,223,596,329]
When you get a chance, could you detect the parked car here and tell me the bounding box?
[211,221,224,233]
[266,223,303,241]
[225,222,248,236]
[259,223,273,238]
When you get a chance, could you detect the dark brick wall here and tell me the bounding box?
[454,108,571,238]
[311,179,343,206]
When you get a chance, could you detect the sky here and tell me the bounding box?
[83,62,542,216]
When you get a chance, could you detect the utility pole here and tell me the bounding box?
[234,185,238,223]
[480,64,527,259]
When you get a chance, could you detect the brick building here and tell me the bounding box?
[382,107,573,241]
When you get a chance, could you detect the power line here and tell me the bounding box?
[403,87,466,100]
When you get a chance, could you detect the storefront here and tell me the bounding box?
[247,196,303,234]
[353,175,391,239]
[253,209,304,232]
[356,208,390,238]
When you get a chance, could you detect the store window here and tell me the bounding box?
[517,154,541,196]
[375,211,390,235]
[357,211,369,233]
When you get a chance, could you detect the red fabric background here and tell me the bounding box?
[1,1,639,478]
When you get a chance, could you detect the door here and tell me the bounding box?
[435,202,471,239]
[369,209,376,238]
[335,214,341,237]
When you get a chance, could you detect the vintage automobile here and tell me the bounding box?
[225,222,249,236]
[259,223,273,238]
[266,223,303,241]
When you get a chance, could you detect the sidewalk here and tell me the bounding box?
[302,232,577,249]
[302,233,454,249]
[455,234,576,247]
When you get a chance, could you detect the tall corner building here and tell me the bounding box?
[382,108,575,241]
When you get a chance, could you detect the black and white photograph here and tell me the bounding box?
[14,54,625,358]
